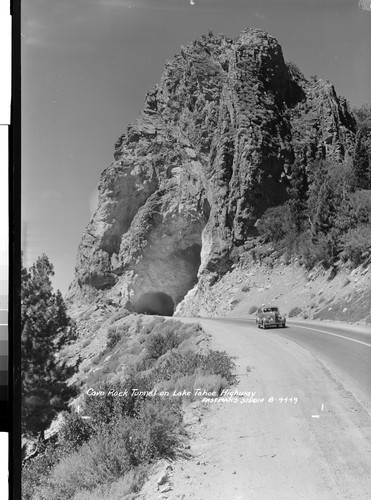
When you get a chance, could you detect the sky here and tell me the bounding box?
[21,0,371,295]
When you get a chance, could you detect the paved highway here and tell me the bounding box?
[175,316,371,499]
[218,317,371,408]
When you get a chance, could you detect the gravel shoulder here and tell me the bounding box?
[140,318,371,500]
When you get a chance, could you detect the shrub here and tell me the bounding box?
[156,374,197,399]
[83,375,150,428]
[108,308,131,325]
[41,428,132,499]
[296,232,334,270]
[34,398,181,500]
[152,350,236,385]
[106,324,130,350]
[123,397,182,463]
[58,411,94,451]
[242,285,250,292]
[106,327,121,349]
[255,204,293,244]
[72,466,147,500]
[200,350,237,384]
[22,441,65,500]
[288,307,302,318]
[140,317,166,336]
[340,224,371,267]
[248,306,258,314]
[145,323,185,359]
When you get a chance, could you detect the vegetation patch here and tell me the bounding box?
[288,307,302,318]
[23,315,236,500]
[255,152,371,271]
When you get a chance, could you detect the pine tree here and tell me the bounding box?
[21,255,77,437]
[288,157,309,233]
[353,128,371,190]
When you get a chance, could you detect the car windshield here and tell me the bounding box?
[263,307,278,312]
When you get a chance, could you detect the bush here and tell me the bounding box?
[106,327,121,349]
[288,307,302,318]
[22,441,65,500]
[58,412,94,451]
[145,322,187,359]
[146,330,182,359]
[108,309,131,325]
[83,375,150,428]
[255,204,293,244]
[340,224,371,267]
[39,428,132,499]
[106,324,130,349]
[72,466,147,500]
[141,317,166,336]
[248,306,258,314]
[123,398,182,463]
[152,350,236,385]
[32,398,182,500]
[296,232,334,270]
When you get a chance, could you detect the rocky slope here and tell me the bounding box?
[176,246,371,325]
[67,28,356,317]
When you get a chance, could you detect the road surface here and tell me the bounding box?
[141,317,371,500]
[221,317,371,408]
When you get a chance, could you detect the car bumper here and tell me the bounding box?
[263,321,286,328]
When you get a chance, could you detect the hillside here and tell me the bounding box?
[177,248,371,325]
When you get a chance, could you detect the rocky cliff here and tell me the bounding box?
[67,28,356,316]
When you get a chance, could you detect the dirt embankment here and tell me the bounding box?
[139,318,371,500]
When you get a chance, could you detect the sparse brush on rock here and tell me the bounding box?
[145,328,183,359]
[288,307,302,318]
[107,308,131,325]
[106,324,130,349]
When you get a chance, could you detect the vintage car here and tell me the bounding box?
[256,306,286,329]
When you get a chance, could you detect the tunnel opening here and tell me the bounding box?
[134,292,175,316]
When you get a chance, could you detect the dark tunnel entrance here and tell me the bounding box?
[134,292,175,316]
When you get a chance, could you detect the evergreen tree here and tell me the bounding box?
[288,157,309,233]
[21,255,77,437]
[353,128,371,190]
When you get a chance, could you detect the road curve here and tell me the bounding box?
[220,317,371,408]
[154,317,371,500]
